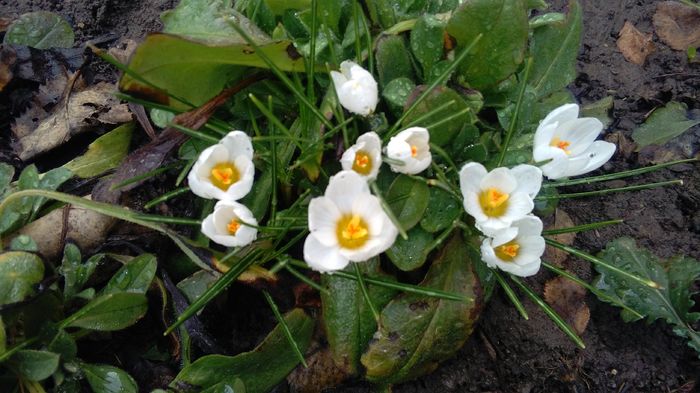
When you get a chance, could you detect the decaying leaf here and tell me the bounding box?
[2,44,83,84]
[544,276,590,335]
[654,1,700,51]
[617,21,655,65]
[5,196,115,259]
[544,208,576,266]
[0,44,16,91]
[12,79,131,161]
[287,348,348,393]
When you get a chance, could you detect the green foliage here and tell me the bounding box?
[420,188,461,233]
[631,101,700,149]
[4,11,75,49]
[386,175,430,231]
[410,15,447,78]
[62,292,148,331]
[595,238,700,355]
[376,35,415,87]
[10,350,60,381]
[63,123,134,179]
[0,251,44,306]
[361,235,482,383]
[81,363,138,393]
[101,254,157,295]
[60,244,102,300]
[386,226,433,271]
[171,309,314,393]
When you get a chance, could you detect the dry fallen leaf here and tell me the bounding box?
[617,21,655,65]
[543,208,576,266]
[287,348,349,393]
[12,78,131,161]
[654,1,700,51]
[544,276,590,335]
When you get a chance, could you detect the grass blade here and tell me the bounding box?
[536,180,682,200]
[493,270,529,320]
[497,57,533,166]
[541,219,623,235]
[263,290,308,367]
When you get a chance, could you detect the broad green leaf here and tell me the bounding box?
[321,260,397,374]
[595,237,700,355]
[0,251,44,306]
[386,226,433,271]
[527,0,582,99]
[403,86,480,146]
[32,167,73,215]
[361,235,482,383]
[162,0,271,45]
[386,175,430,231]
[11,350,60,381]
[177,270,219,305]
[63,292,148,331]
[9,235,38,252]
[446,0,529,90]
[382,77,416,115]
[119,34,305,108]
[4,11,75,49]
[631,101,700,149]
[0,163,13,196]
[420,187,461,233]
[81,363,138,393]
[63,123,134,178]
[239,169,272,221]
[102,254,157,295]
[60,245,101,300]
[410,15,446,77]
[376,35,414,87]
[200,378,247,393]
[47,329,77,361]
[171,308,313,393]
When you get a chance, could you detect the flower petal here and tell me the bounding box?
[304,234,350,273]
[569,140,616,177]
[511,215,543,235]
[325,170,370,213]
[220,130,254,160]
[534,121,559,154]
[559,118,603,156]
[459,162,487,195]
[511,165,543,198]
[480,167,517,194]
[502,192,534,222]
[463,192,487,223]
[540,103,579,128]
[308,197,341,246]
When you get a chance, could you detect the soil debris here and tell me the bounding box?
[617,21,655,65]
[544,276,590,335]
[653,1,700,51]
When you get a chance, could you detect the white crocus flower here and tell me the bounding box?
[304,171,398,273]
[340,132,382,180]
[188,131,255,201]
[330,60,378,116]
[460,162,542,235]
[480,215,545,277]
[201,201,258,247]
[534,103,616,180]
[386,127,431,174]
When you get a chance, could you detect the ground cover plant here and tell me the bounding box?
[0,0,699,391]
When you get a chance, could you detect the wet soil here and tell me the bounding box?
[1,0,699,392]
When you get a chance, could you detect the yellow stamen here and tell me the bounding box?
[479,188,510,217]
[410,145,418,157]
[209,162,240,191]
[336,214,369,249]
[352,151,372,176]
[227,219,241,235]
[550,137,571,154]
[495,241,520,262]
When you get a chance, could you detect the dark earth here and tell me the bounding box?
[1,0,699,392]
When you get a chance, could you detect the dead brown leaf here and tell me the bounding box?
[0,45,16,91]
[544,276,590,335]
[12,78,131,160]
[617,21,655,65]
[543,208,576,266]
[287,348,349,393]
[654,1,700,51]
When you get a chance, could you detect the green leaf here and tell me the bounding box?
[47,329,77,361]
[386,226,433,271]
[382,77,416,115]
[446,0,529,90]
[321,260,397,375]
[0,251,44,306]
[177,270,219,305]
[102,254,157,295]
[631,101,700,149]
[420,187,461,233]
[580,96,614,129]
[403,86,480,146]
[11,350,60,381]
[0,163,13,196]
[200,378,247,393]
[63,123,134,178]
[386,175,430,231]
[527,0,582,99]
[0,317,5,355]
[376,35,414,87]
[60,245,101,300]
[361,235,482,383]
[119,34,304,108]
[4,11,74,49]
[595,237,700,355]
[63,292,148,331]
[171,308,313,393]
[410,15,446,77]
[9,235,38,252]
[81,363,138,393]
[239,169,272,221]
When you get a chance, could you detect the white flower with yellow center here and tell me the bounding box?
[480,215,545,277]
[534,103,616,180]
[340,132,382,180]
[386,127,431,174]
[330,60,378,116]
[304,171,398,273]
[459,162,542,235]
[188,131,255,201]
[201,201,258,247]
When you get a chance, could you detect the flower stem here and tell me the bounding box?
[541,219,623,235]
[497,57,533,167]
[354,263,381,324]
[263,290,308,368]
[535,179,682,200]
[144,187,190,209]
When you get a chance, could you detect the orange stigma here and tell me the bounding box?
[227,219,241,235]
[550,137,571,154]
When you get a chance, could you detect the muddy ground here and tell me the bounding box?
[1,0,699,392]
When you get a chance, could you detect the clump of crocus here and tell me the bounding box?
[304,171,398,273]
[534,103,616,180]
[480,215,545,277]
[201,201,258,247]
[386,127,432,175]
[330,60,378,116]
[341,132,382,181]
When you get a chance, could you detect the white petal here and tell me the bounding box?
[330,70,348,89]
[534,122,559,154]
[459,162,487,195]
[308,197,341,247]
[218,156,255,201]
[568,141,616,177]
[480,239,500,269]
[403,126,429,142]
[325,170,370,213]
[515,235,546,263]
[502,192,535,222]
[511,215,543,236]
[539,103,579,129]
[534,145,568,163]
[220,130,254,160]
[498,258,541,277]
[559,118,603,156]
[477,219,512,237]
[511,165,543,198]
[490,227,519,247]
[340,146,358,172]
[188,145,227,199]
[462,192,487,223]
[541,157,573,180]
[480,167,516,194]
[304,235,349,273]
[339,60,357,78]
